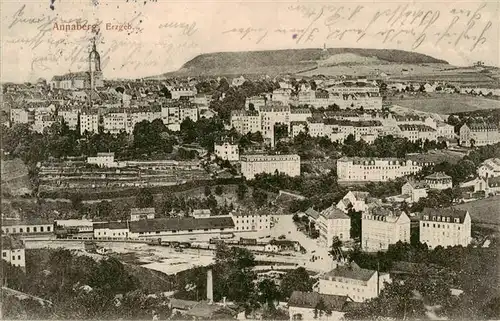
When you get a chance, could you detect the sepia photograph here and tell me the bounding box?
[0,0,499,319]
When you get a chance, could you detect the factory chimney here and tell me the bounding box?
[207,269,213,304]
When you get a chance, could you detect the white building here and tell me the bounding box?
[230,110,262,135]
[361,206,411,251]
[1,236,26,271]
[260,105,291,146]
[214,141,239,161]
[478,158,500,178]
[1,220,53,236]
[337,157,430,182]
[419,208,472,249]
[169,86,197,100]
[245,96,267,111]
[103,112,128,134]
[10,108,34,125]
[336,191,371,213]
[240,154,300,180]
[401,180,428,203]
[58,109,80,130]
[315,262,391,302]
[424,172,453,190]
[79,111,99,135]
[130,208,156,221]
[55,219,94,233]
[87,152,117,168]
[290,108,312,122]
[93,221,130,239]
[460,122,500,147]
[230,210,271,232]
[317,205,351,247]
[288,291,352,321]
[436,122,455,139]
[398,124,438,143]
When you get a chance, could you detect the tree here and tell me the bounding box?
[257,279,280,309]
[204,185,212,197]
[314,298,327,319]
[330,236,343,260]
[252,188,268,208]
[237,183,248,200]
[70,194,83,210]
[135,188,154,208]
[280,267,313,300]
[214,185,224,195]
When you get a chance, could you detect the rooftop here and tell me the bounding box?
[421,207,468,223]
[130,207,156,215]
[304,207,320,220]
[129,216,235,233]
[288,291,350,311]
[2,235,24,250]
[320,206,350,220]
[425,172,452,180]
[321,262,376,282]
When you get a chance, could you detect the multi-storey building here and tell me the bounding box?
[361,206,411,251]
[58,109,79,130]
[169,86,197,100]
[128,108,162,130]
[87,152,117,168]
[2,235,26,271]
[214,141,239,161]
[307,118,325,137]
[10,108,34,125]
[32,115,57,133]
[290,121,307,138]
[424,172,453,190]
[436,122,455,139]
[317,205,351,247]
[337,157,430,182]
[397,124,438,143]
[288,291,352,321]
[419,208,472,249]
[245,96,267,111]
[230,210,271,232]
[478,158,500,178]
[315,262,391,303]
[230,110,261,135]
[324,120,383,143]
[460,122,500,147]
[260,104,291,145]
[240,154,300,180]
[290,108,312,122]
[103,111,128,134]
[79,111,99,135]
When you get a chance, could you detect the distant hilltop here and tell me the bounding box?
[159,48,449,77]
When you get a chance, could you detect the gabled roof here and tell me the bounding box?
[305,207,320,220]
[425,172,452,180]
[321,262,376,282]
[405,179,428,189]
[288,291,349,311]
[349,191,370,201]
[320,206,350,220]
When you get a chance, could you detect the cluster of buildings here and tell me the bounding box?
[336,156,434,182]
[460,157,500,197]
[231,103,456,147]
[459,122,500,147]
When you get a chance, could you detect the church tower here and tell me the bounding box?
[88,38,103,90]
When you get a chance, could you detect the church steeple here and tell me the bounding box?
[89,37,101,72]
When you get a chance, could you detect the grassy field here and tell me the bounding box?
[387,94,500,114]
[1,159,32,196]
[455,196,500,225]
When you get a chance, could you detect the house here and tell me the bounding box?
[93,221,129,239]
[487,176,500,194]
[401,180,428,203]
[184,301,236,320]
[55,219,94,233]
[337,157,429,182]
[130,208,156,221]
[361,206,411,251]
[459,177,488,194]
[214,141,239,161]
[87,152,117,168]
[315,262,391,302]
[265,239,301,252]
[478,158,500,178]
[288,291,352,321]
[317,205,351,247]
[240,154,300,180]
[419,208,472,249]
[231,209,271,232]
[1,235,26,271]
[193,209,211,218]
[336,191,371,213]
[425,172,453,190]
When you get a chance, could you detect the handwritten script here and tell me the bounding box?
[223,2,494,52]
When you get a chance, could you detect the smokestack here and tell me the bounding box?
[207,269,213,304]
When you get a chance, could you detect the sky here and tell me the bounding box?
[1,0,499,82]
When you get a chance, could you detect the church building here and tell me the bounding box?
[50,39,104,90]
